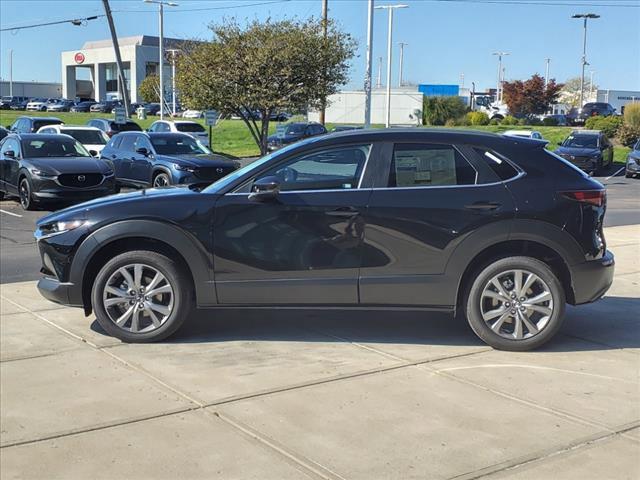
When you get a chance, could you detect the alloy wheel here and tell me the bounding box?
[19,179,30,209]
[102,263,174,333]
[153,174,170,187]
[479,269,554,340]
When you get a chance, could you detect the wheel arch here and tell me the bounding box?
[151,165,173,184]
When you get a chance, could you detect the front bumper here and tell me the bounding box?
[570,250,615,305]
[37,277,81,307]
[31,176,116,202]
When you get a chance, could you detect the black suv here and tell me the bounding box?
[8,116,63,134]
[555,130,614,174]
[87,118,142,137]
[34,129,614,351]
[267,122,327,151]
[576,102,616,124]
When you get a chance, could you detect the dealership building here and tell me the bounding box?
[61,35,186,103]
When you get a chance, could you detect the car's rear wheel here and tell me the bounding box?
[464,256,565,351]
[153,172,171,188]
[19,177,36,210]
[91,250,193,342]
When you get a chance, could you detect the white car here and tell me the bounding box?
[182,109,203,119]
[26,98,57,112]
[147,120,209,145]
[503,130,545,141]
[36,125,110,155]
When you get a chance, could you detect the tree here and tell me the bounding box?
[559,76,597,108]
[138,74,161,103]
[502,74,563,116]
[175,18,356,155]
[422,96,467,125]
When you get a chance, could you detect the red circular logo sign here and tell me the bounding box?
[74,52,85,64]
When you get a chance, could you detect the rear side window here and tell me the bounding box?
[176,123,204,133]
[33,120,62,131]
[389,144,476,188]
[112,121,142,132]
[473,148,519,181]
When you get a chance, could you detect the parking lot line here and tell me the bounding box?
[605,166,625,180]
[0,209,22,218]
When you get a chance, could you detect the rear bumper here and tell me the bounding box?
[570,250,615,305]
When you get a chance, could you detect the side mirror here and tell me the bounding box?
[89,149,98,157]
[248,176,280,202]
[5,125,11,129]
[4,150,15,158]
[135,147,150,156]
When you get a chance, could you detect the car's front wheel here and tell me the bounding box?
[91,250,193,342]
[464,256,565,351]
[19,176,36,210]
[152,172,172,188]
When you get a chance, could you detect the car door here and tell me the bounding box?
[131,135,154,184]
[0,138,22,194]
[601,135,614,165]
[359,141,516,306]
[113,135,137,183]
[213,142,378,304]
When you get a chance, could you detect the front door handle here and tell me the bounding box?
[465,201,501,211]
[327,207,359,218]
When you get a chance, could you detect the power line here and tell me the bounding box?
[112,0,290,13]
[429,0,639,6]
[0,15,103,32]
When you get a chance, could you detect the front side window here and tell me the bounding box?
[119,136,137,152]
[255,144,371,192]
[134,135,153,152]
[389,144,476,188]
[1,138,20,156]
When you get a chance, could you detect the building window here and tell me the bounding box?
[146,63,159,77]
[105,63,130,95]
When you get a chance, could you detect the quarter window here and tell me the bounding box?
[255,144,371,192]
[472,147,519,181]
[389,144,476,188]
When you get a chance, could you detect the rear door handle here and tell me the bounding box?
[465,202,501,211]
[327,207,359,218]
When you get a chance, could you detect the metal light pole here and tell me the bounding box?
[319,0,328,126]
[492,52,509,103]
[9,49,12,97]
[460,72,464,88]
[144,0,178,120]
[544,58,551,87]
[363,0,374,128]
[103,0,131,116]
[375,4,408,128]
[167,48,180,116]
[572,13,600,109]
[376,56,383,88]
[589,70,595,99]
[398,42,407,87]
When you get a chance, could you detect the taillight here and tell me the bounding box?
[562,190,606,207]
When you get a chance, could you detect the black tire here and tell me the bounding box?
[152,172,171,188]
[0,189,4,200]
[91,250,194,343]
[19,176,36,210]
[626,172,633,178]
[464,256,566,351]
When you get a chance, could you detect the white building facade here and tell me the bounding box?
[61,35,186,103]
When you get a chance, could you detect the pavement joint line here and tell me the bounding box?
[560,332,640,355]
[0,348,81,363]
[614,270,640,278]
[450,421,640,480]
[208,410,346,480]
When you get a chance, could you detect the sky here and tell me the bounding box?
[0,0,639,92]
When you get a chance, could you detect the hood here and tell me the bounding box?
[27,156,112,175]
[158,153,238,168]
[37,186,199,226]
[555,146,601,157]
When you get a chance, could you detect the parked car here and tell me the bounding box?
[0,133,116,209]
[1,96,29,110]
[555,130,614,174]
[0,126,8,141]
[503,130,544,140]
[269,112,291,122]
[575,102,616,124]
[33,129,614,349]
[332,125,363,132]
[101,132,238,188]
[26,98,58,112]
[625,139,640,178]
[90,100,121,113]
[86,118,142,137]
[10,98,30,110]
[267,122,327,151]
[9,116,63,134]
[37,125,110,155]
[181,109,203,119]
[145,103,161,115]
[70,101,98,113]
[148,120,209,144]
[47,99,76,112]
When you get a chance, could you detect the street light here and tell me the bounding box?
[492,52,509,103]
[398,42,407,87]
[167,48,180,116]
[572,13,600,109]
[144,0,178,120]
[363,0,374,128]
[375,4,408,128]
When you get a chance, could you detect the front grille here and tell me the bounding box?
[194,166,234,181]
[57,173,103,188]
[565,156,594,169]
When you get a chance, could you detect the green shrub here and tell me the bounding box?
[466,111,489,126]
[423,96,467,126]
[500,115,518,126]
[542,116,559,126]
[456,115,471,126]
[528,116,542,126]
[517,118,528,126]
[489,118,501,125]
[584,115,623,138]
[623,103,640,129]
[617,123,640,147]
[444,118,456,127]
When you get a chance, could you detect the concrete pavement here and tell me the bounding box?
[0,225,638,479]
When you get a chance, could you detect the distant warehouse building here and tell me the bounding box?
[61,35,189,103]
[596,90,640,113]
[0,80,62,98]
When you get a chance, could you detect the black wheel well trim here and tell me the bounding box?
[69,219,216,313]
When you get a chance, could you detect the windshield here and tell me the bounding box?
[176,123,205,133]
[33,120,63,130]
[150,135,211,155]
[22,138,91,158]
[64,129,108,145]
[563,135,598,149]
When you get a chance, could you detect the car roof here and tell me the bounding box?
[17,133,73,140]
[147,132,193,137]
[19,116,62,121]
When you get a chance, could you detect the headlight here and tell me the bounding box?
[174,164,196,173]
[36,219,91,240]
[30,168,56,178]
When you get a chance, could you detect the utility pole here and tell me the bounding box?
[492,51,509,103]
[9,49,13,97]
[544,58,551,87]
[376,4,408,128]
[460,72,464,88]
[363,0,374,128]
[572,13,600,109]
[376,56,383,88]
[102,0,131,116]
[319,0,328,125]
[167,48,180,116]
[398,42,407,87]
[589,70,595,99]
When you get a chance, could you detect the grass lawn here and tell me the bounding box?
[1,111,630,163]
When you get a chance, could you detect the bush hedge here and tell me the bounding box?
[500,115,518,126]
[617,123,640,147]
[623,103,640,129]
[423,96,468,126]
[466,111,489,126]
[584,115,623,138]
